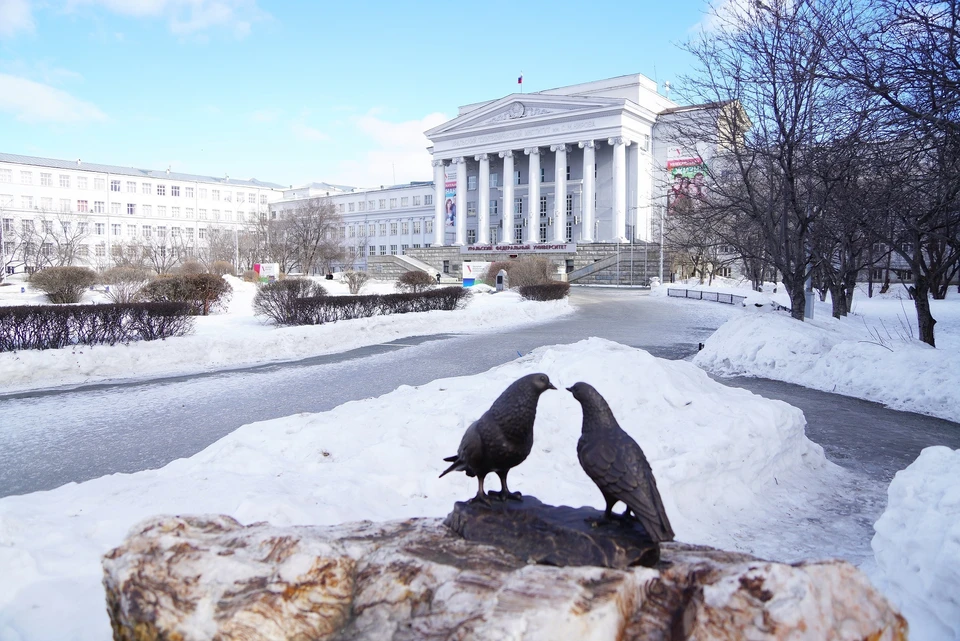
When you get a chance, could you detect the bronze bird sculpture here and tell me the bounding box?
[440,373,556,503]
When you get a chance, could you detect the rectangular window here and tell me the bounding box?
[126,181,136,193]
[157,184,166,196]
[43,220,54,234]
[390,244,398,255]
[0,169,11,183]
[21,171,33,185]
[61,221,71,235]
[425,220,433,234]
[185,187,194,198]
[41,172,53,186]
[78,176,88,189]
[143,225,153,238]
[541,168,546,183]
[348,202,355,212]
[96,223,105,235]
[111,202,121,214]
[77,200,89,212]
[94,177,105,190]
[40,197,53,210]
[78,222,88,234]
[379,245,387,256]
[199,188,207,199]
[379,199,386,209]
[390,223,398,235]
[186,227,194,240]
[514,171,521,185]
[515,223,523,240]
[111,180,121,192]
[60,199,71,212]
[171,226,181,237]
[213,209,220,220]
[171,185,180,197]
[389,198,397,209]
[412,196,421,206]
[157,226,166,238]
[22,196,34,209]
[540,196,547,215]
[186,207,194,218]
[94,200,105,213]
[172,207,180,218]
[514,197,523,215]
[260,195,267,205]
[490,200,498,216]
[198,227,206,240]
[21,219,34,233]
[199,209,207,220]
[367,200,375,210]
[443,260,450,274]
[566,221,573,242]
[95,244,105,257]
[211,189,219,200]
[367,245,374,257]
[337,203,344,213]
[358,201,365,212]
[3,218,15,232]
[380,223,387,236]
[348,225,356,238]
[425,195,433,206]
[401,222,409,234]
[566,194,573,215]
[157,205,167,217]
[490,227,499,244]
[127,203,136,215]
[247,193,255,204]
[368,223,375,236]
[539,222,547,242]
[401,197,409,207]
[59,175,69,188]
[490,173,499,188]
[112,223,121,236]
[566,165,571,181]
[127,224,136,236]
[401,244,409,253]
[413,221,421,234]
[142,204,152,216]
[467,201,477,216]
[467,229,476,244]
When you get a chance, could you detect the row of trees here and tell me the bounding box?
[668,0,960,346]
[1,197,350,279]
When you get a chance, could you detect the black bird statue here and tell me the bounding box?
[567,382,675,542]
[440,373,556,503]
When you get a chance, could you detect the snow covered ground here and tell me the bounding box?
[0,338,853,641]
[0,275,572,393]
[655,278,960,423]
[871,446,960,641]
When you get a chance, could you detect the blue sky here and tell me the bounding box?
[0,1,712,188]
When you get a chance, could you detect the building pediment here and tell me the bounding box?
[426,94,625,139]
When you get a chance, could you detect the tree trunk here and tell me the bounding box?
[829,284,844,318]
[785,278,807,321]
[913,278,937,347]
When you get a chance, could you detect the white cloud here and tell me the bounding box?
[250,108,281,123]
[0,0,34,38]
[0,73,107,123]
[291,121,329,142]
[64,0,267,37]
[328,111,450,188]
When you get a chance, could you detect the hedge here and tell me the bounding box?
[292,287,471,325]
[0,302,194,352]
[518,282,571,301]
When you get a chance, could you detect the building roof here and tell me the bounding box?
[0,152,286,190]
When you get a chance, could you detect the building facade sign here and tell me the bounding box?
[460,243,576,254]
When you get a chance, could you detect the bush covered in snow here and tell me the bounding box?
[140,274,233,316]
[519,282,570,301]
[29,266,98,304]
[396,270,436,293]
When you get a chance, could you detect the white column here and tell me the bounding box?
[432,159,445,246]
[579,141,596,242]
[476,153,490,244]
[551,144,568,243]
[609,137,628,242]
[454,157,467,246]
[525,147,540,244]
[500,151,514,244]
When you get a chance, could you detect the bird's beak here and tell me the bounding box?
[565,386,574,393]
[548,382,557,390]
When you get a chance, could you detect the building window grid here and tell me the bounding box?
[40,173,52,186]
[61,174,72,188]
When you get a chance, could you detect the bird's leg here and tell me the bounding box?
[469,474,492,506]
[489,470,522,501]
[587,494,620,527]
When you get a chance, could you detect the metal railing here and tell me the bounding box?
[667,288,746,306]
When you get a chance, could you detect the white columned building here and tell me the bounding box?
[425,74,676,247]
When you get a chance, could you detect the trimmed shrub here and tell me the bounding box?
[139,273,232,316]
[242,269,257,282]
[344,271,369,295]
[519,282,570,301]
[481,257,556,288]
[210,261,235,277]
[0,302,193,352]
[30,266,98,304]
[100,266,154,304]
[396,270,436,293]
[293,287,471,325]
[253,278,328,325]
[177,260,206,276]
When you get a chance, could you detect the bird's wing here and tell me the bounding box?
[608,433,674,541]
[457,420,484,465]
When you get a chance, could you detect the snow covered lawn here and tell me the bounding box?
[0,275,572,393]
[0,338,847,641]
[659,279,960,422]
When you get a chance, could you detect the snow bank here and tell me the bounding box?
[0,338,834,641]
[0,277,572,393]
[693,301,960,423]
[870,446,960,641]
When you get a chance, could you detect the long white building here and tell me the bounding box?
[0,153,285,274]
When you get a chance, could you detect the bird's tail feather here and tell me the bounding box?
[439,456,464,478]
